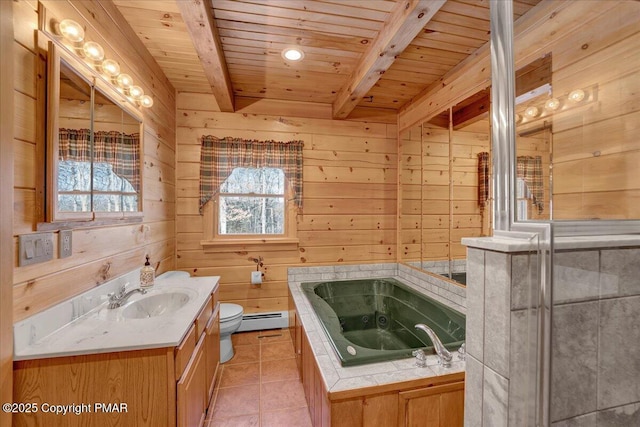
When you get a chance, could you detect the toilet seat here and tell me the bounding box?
[220,303,243,322]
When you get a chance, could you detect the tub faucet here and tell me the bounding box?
[415,323,453,368]
[108,283,147,309]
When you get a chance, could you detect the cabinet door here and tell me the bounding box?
[205,303,220,403]
[177,336,206,427]
[398,381,464,427]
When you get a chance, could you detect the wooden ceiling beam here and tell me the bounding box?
[452,90,491,129]
[332,0,446,119]
[177,0,234,112]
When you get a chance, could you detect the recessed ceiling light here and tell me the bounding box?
[282,48,304,61]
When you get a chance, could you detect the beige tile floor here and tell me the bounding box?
[206,328,312,427]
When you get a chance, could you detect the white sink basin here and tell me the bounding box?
[121,291,193,319]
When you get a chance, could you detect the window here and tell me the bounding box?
[516,177,529,221]
[219,167,285,235]
[198,136,303,248]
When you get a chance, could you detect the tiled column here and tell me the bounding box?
[463,242,640,426]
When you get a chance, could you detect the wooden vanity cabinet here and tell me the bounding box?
[177,336,207,427]
[205,303,221,401]
[13,287,221,427]
[176,290,220,427]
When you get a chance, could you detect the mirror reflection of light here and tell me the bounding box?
[545,98,560,111]
[524,106,539,118]
[568,89,585,102]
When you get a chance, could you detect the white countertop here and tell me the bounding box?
[288,276,465,395]
[14,274,219,361]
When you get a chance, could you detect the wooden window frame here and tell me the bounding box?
[201,168,298,250]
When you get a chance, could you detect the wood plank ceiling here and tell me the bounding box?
[113,0,541,119]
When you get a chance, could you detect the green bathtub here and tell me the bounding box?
[301,278,465,366]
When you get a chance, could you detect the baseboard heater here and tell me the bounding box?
[237,310,289,332]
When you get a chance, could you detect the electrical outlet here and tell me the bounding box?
[19,232,54,266]
[59,229,72,258]
[251,271,262,285]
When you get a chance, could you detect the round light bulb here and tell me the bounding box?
[545,98,560,111]
[59,19,85,43]
[101,59,120,77]
[139,95,154,108]
[129,85,144,99]
[82,41,104,61]
[282,48,304,61]
[568,89,585,102]
[116,73,133,89]
[525,106,539,118]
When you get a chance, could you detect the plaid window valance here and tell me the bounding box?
[58,128,141,192]
[517,155,544,214]
[477,152,490,212]
[199,136,304,214]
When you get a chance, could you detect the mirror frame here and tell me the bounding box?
[44,38,143,226]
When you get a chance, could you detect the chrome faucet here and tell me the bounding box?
[108,283,147,309]
[415,323,453,368]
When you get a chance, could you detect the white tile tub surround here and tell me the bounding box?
[463,233,640,426]
[14,271,219,360]
[288,263,466,395]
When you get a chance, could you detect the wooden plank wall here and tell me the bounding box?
[550,2,640,219]
[12,0,176,322]
[420,123,451,261]
[399,126,422,262]
[399,118,491,266]
[176,94,397,313]
[1,0,14,422]
[450,119,491,257]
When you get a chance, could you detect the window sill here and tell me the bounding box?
[36,214,143,231]
[201,237,299,252]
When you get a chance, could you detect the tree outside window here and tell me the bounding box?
[218,167,285,235]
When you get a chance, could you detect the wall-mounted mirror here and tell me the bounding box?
[514,55,552,221]
[46,40,143,225]
[399,89,492,286]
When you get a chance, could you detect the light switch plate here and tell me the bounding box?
[19,232,54,266]
[59,229,72,258]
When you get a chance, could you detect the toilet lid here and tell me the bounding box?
[220,303,243,320]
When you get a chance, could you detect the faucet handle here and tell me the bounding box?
[117,283,127,297]
[109,283,128,300]
[412,349,427,368]
[438,352,453,368]
[458,343,466,361]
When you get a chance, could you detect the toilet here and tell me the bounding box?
[219,303,244,363]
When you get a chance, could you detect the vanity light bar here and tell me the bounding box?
[519,87,591,124]
[53,18,154,109]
